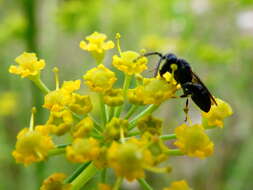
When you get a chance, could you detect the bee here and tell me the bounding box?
[143,52,217,113]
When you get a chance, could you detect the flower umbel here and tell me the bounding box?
[10,32,233,190]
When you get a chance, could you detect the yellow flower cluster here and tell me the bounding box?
[112,51,148,75]
[163,180,192,190]
[107,139,153,181]
[9,32,233,190]
[80,32,114,62]
[66,138,100,162]
[174,124,214,158]
[40,173,71,190]
[9,52,45,78]
[83,64,117,93]
[128,77,177,105]
[202,98,233,128]
[12,125,55,166]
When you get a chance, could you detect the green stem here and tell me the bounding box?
[160,134,177,140]
[129,104,159,130]
[105,105,110,122]
[99,93,107,126]
[56,143,71,148]
[115,74,132,117]
[71,163,98,190]
[109,106,115,121]
[88,114,103,132]
[48,147,65,156]
[113,177,123,190]
[101,168,107,183]
[64,162,91,184]
[127,131,141,137]
[125,105,139,119]
[138,178,154,190]
[164,149,184,156]
[30,76,50,94]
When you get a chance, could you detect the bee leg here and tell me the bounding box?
[180,94,188,98]
[184,98,189,122]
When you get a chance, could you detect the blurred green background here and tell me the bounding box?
[1,0,253,189]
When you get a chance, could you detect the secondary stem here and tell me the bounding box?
[129,104,159,130]
[125,105,139,119]
[48,147,65,156]
[165,149,184,156]
[99,93,107,126]
[64,162,91,184]
[160,134,177,140]
[71,163,98,190]
[138,178,154,190]
[113,177,123,190]
[115,74,132,117]
[31,77,50,94]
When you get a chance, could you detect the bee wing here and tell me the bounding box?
[191,71,217,105]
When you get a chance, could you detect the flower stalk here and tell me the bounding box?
[70,163,98,190]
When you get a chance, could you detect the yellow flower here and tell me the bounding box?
[93,146,108,169]
[103,117,128,142]
[0,92,17,116]
[66,138,100,162]
[163,180,192,190]
[83,64,117,93]
[112,51,148,75]
[61,80,81,93]
[127,88,145,105]
[9,52,45,78]
[43,80,81,112]
[43,90,72,112]
[129,77,177,105]
[40,173,71,190]
[80,32,114,62]
[71,117,93,138]
[46,110,73,136]
[174,124,214,158]
[107,139,153,181]
[142,133,169,165]
[202,98,233,128]
[103,88,124,107]
[69,93,92,115]
[12,125,55,166]
[98,183,112,190]
[137,115,162,136]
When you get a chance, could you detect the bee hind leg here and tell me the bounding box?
[184,98,189,122]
